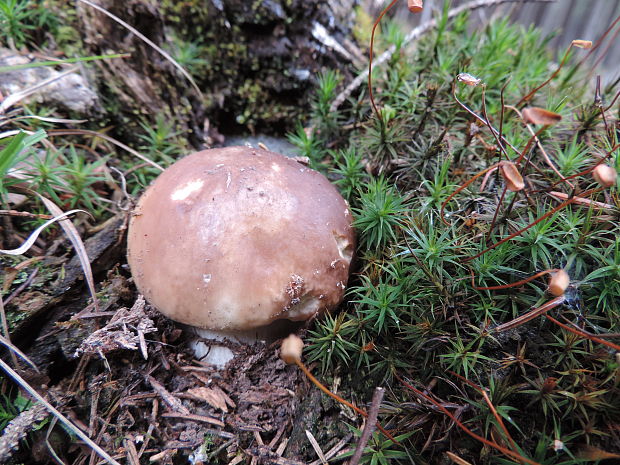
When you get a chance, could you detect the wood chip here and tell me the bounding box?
[305,430,327,465]
[185,386,235,412]
[149,449,177,462]
[124,438,140,465]
[160,412,224,427]
[147,376,190,415]
[228,455,244,465]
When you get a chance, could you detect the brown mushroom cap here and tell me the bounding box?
[127,146,355,332]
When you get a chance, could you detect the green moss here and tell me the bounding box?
[294,11,620,464]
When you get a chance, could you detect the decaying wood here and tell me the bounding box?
[75,0,359,138]
[74,296,157,358]
[0,403,48,463]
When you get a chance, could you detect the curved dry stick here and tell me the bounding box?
[76,0,203,99]
[0,209,87,255]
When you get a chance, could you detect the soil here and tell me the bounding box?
[3,208,360,464]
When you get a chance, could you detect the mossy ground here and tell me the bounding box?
[291,10,620,465]
[0,2,619,464]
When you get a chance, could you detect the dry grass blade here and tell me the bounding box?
[38,196,99,311]
[305,430,327,465]
[49,129,164,171]
[1,115,87,127]
[446,451,474,465]
[0,209,86,255]
[0,334,40,372]
[0,129,39,140]
[0,357,121,465]
[76,0,203,99]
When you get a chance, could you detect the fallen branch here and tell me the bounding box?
[349,387,385,465]
[0,403,48,462]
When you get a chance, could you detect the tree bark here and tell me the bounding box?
[76,0,361,145]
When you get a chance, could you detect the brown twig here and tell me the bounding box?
[349,387,385,465]
[0,210,53,219]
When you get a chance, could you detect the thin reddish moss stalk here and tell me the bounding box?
[546,142,620,189]
[576,13,620,70]
[471,269,560,291]
[440,163,502,226]
[465,187,603,262]
[486,184,509,240]
[295,360,398,443]
[516,44,575,107]
[546,315,620,352]
[395,374,542,465]
[448,371,520,455]
[368,0,400,120]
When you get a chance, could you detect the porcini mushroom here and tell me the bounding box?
[127,146,355,365]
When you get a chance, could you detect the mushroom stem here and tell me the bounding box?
[192,321,302,367]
